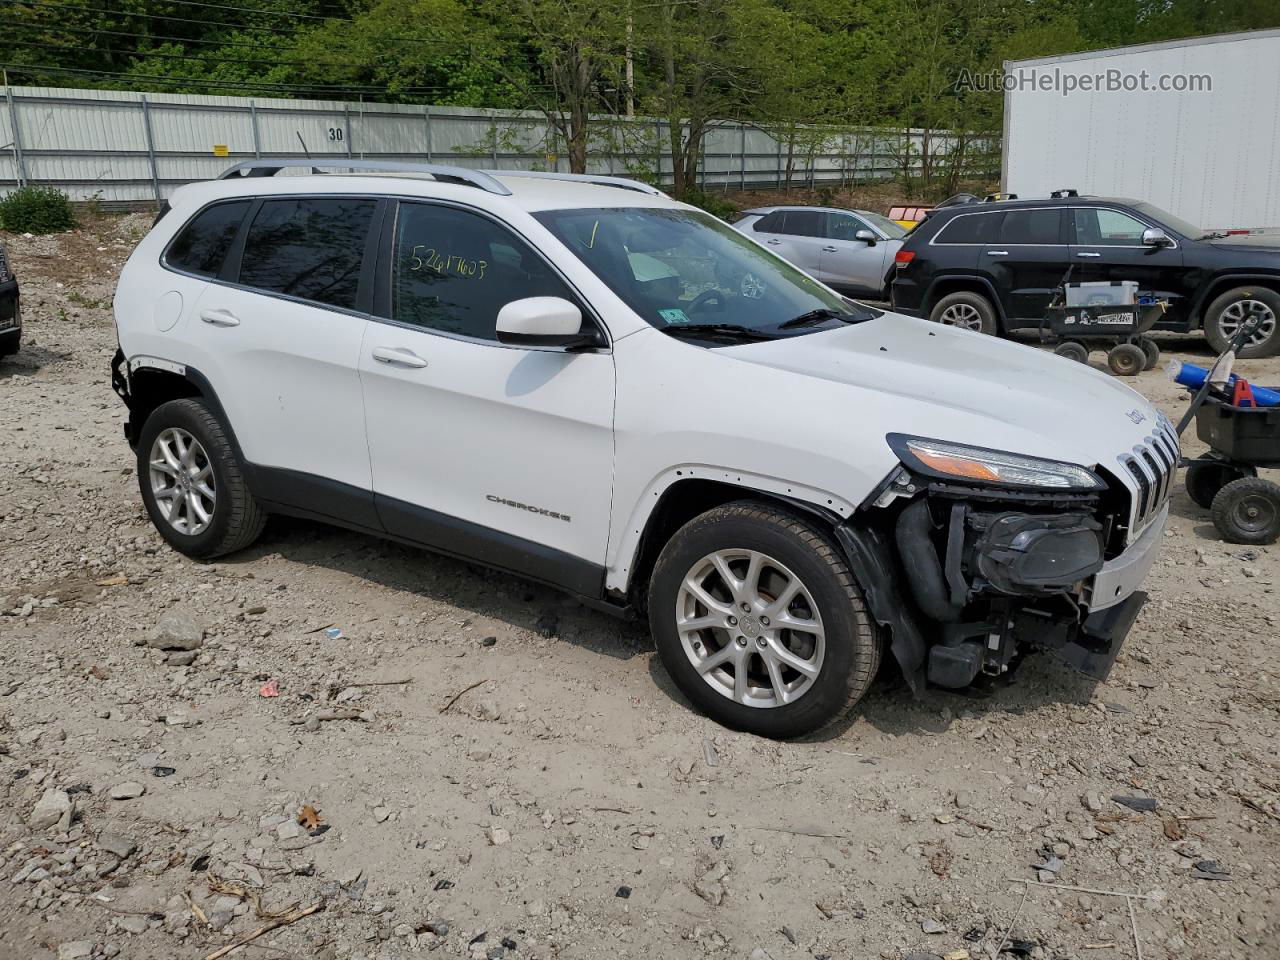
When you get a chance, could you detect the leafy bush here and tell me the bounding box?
[0,186,76,235]
[682,188,739,221]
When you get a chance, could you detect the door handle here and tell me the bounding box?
[821,245,838,252]
[766,239,782,245]
[199,309,240,327]
[372,346,428,369]
[1076,251,1102,258]
[986,250,1009,256]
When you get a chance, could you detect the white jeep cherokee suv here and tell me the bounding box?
[112,159,1175,738]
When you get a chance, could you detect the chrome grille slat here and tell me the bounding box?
[1118,427,1180,539]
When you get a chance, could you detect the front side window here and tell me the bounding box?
[1074,208,1149,246]
[392,202,577,341]
[934,212,1001,244]
[239,197,376,310]
[534,206,873,334]
[828,213,871,241]
[1001,208,1063,245]
[858,211,908,239]
[165,200,250,277]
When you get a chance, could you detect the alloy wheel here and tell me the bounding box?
[676,549,825,708]
[149,427,216,536]
[1219,299,1277,347]
[938,302,984,331]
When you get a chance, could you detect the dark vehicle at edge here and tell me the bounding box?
[890,193,1280,358]
[0,242,19,358]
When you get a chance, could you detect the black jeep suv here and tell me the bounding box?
[890,194,1280,358]
[0,241,19,359]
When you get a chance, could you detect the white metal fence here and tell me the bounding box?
[0,86,997,203]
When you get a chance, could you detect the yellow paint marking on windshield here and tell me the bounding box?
[588,219,599,249]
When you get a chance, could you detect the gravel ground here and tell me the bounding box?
[1,216,1277,960]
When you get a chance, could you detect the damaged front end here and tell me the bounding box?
[836,434,1161,695]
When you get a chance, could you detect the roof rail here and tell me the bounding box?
[218,158,512,196]
[1050,188,1079,198]
[483,170,666,197]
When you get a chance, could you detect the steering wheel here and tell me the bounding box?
[687,290,725,314]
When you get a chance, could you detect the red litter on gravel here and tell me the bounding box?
[259,680,280,698]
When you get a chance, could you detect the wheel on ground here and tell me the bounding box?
[1053,341,1089,363]
[647,501,879,739]
[1210,476,1280,545]
[928,291,998,336]
[1185,454,1254,509]
[1107,342,1146,376]
[137,398,266,559]
[1203,286,1280,359]
[1138,335,1160,370]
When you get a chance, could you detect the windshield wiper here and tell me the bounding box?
[1198,231,1228,240]
[661,323,777,342]
[777,308,861,329]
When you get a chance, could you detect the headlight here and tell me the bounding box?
[887,434,1105,490]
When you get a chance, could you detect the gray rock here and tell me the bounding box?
[57,943,93,960]
[96,832,137,859]
[28,788,73,831]
[207,910,234,932]
[164,650,198,667]
[921,918,946,934]
[109,781,146,800]
[116,916,148,935]
[147,614,205,651]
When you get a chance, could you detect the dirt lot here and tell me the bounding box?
[1,216,1277,960]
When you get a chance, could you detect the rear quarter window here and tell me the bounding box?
[164,200,251,277]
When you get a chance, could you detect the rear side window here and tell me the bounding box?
[238,197,377,310]
[392,202,577,341]
[165,200,250,277]
[933,212,1001,244]
[780,211,826,238]
[1001,208,1063,244]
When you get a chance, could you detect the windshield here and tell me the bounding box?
[533,206,880,337]
[1131,202,1203,239]
[859,211,908,239]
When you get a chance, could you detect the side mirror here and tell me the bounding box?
[854,228,877,245]
[496,296,600,349]
[1141,227,1173,248]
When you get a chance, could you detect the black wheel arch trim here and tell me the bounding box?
[923,274,1007,323]
[1191,273,1280,328]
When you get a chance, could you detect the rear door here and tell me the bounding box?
[821,212,892,294]
[977,207,1069,324]
[1068,206,1187,309]
[750,210,826,277]
[186,195,381,512]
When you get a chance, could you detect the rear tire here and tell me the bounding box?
[1054,341,1089,363]
[1138,335,1160,370]
[1185,455,1253,509]
[1107,342,1146,376]
[1210,477,1280,545]
[928,291,999,336]
[1203,287,1280,359]
[647,501,879,739]
[137,398,266,560]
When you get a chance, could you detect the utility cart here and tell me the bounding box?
[1042,277,1166,376]
[1175,316,1280,545]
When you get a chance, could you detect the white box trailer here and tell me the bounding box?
[1001,29,1280,232]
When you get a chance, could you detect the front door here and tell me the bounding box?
[753,210,827,278]
[1067,207,1188,319]
[358,200,616,595]
[821,212,891,294]
[978,207,1069,324]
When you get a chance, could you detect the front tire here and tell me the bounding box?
[137,398,266,560]
[928,291,999,336]
[1203,287,1280,358]
[647,501,879,739]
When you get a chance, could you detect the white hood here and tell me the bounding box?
[718,312,1162,472]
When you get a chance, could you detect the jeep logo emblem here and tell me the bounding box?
[1126,409,1146,425]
